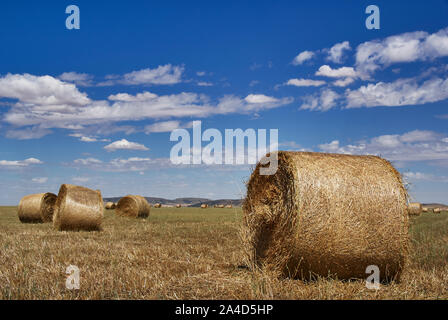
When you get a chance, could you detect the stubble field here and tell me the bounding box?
[0,206,447,299]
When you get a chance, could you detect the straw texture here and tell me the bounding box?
[116,195,150,218]
[53,184,104,231]
[242,151,409,281]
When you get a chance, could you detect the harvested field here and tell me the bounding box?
[0,206,447,299]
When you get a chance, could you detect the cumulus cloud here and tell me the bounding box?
[346,77,448,108]
[326,41,351,64]
[292,51,314,65]
[318,130,448,162]
[0,74,293,133]
[333,77,355,87]
[32,177,48,183]
[118,64,184,85]
[58,72,93,86]
[104,139,149,152]
[0,158,43,168]
[0,73,90,106]
[197,81,213,87]
[71,156,171,172]
[300,89,340,111]
[315,65,358,78]
[5,126,52,140]
[144,120,192,134]
[355,27,448,78]
[285,78,326,87]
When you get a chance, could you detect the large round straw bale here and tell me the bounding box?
[105,202,116,210]
[201,204,208,209]
[242,151,409,281]
[434,208,442,214]
[40,192,58,222]
[53,184,103,231]
[18,193,45,223]
[408,202,422,216]
[116,195,150,218]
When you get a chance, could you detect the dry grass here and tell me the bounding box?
[0,206,447,300]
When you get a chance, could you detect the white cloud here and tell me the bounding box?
[346,77,448,108]
[326,41,351,64]
[292,51,314,65]
[355,27,448,78]
[333,78,355,87]
[144,120,192,134]
[72,177,90,183]
[32,177,48,183]
[0,73,90,106]
[315,65,358,78]
[73,158,103,165]
[121,65,183,85]
[300,89,340,111]
[58,72,93,86]
[80,136,98,142]
[108,91,158,102]
[197,81,213,87]
[285,78,326,87]
[5,126,52,140]
[317,130,448,163]
[0,158,43,168]
[244,94,278,104]
[196,71,206,76]
[104,139,149,152]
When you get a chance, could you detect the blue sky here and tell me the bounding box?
[1,0,448,204]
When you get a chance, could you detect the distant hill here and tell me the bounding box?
[103,196,242,207]
[423,203,448,209]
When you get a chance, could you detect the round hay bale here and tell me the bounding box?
[154,203,162,208]
[408,202,422,216]
[434,208,442,214]
[422,207,428,213]
[116,195,150,218]
[53,184,103,231]
[105,202,116,210]
[201,204,208,209]
[226,204,233,208]
[176,204,181,208]
[242,151,409,281]
[18,193,45,223]
[218,204,225,208]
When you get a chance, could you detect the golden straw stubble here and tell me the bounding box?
[116,195,150,218]
[53,184,104,231]
[243,151,409,281]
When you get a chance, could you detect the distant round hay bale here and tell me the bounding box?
[422,207,428,213]
[116,195,150,218]
[408,202,422,216]
[53,184,103,231]
[176,204,181,208]
[105,202,116,210]
[201,204,208,209]
[218,204,225,208]
[154,203,162,208]
[243,151,409,281]
[18,193,45,223]
[434,208,442,214]
[226,204,233,208]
